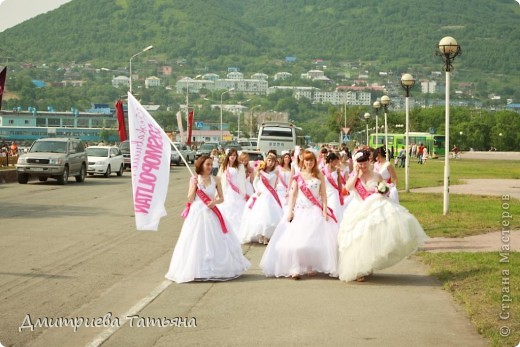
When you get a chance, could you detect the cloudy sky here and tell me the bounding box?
[0,0,72,32]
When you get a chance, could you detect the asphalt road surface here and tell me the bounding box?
[0,167,486,346]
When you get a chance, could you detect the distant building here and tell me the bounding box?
[112,76,130,88]
[301,70,325,80]
[273,72,292,81]
[227,71,244,80]
[161,66,173,76]
[203,73,220,81]
[421,80,438,94]
[214,79,268,95]
[31,80,46,88]
[251,73,268,80]
[145,76,161,88]
[175,77,214,93]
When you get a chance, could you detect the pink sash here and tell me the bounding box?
[355,178,375,201]
[261,173,282,208]
[248,172,282,209]
[322,167,344,206]
[278,169,288,189]
[296,174,337,223]
[196,188,228,234]
[226,169,241,196]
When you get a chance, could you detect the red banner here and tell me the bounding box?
[187,110,194,145]
[0,66,6,111]
[115,99,127,142]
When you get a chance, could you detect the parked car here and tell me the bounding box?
[238,139,258,151]
[119,140,131,169]
[220,141,242,152]
[241,150,265,163]
[16,137,87,185]
[171,142,196,165]
[195,142,219,158]
[86,146,124,177]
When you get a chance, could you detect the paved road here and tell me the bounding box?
[0,168,486,346]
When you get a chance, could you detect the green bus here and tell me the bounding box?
[368,132,445,158]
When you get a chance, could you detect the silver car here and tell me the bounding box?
[16,138,87,185]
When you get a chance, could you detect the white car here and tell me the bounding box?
[86,146,124,177]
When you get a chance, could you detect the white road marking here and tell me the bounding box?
[85,280,172,347]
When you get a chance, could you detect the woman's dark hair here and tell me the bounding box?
[221,148,239,170]
[282,152,292,168]
[320,147,329,154]
[267,149,278,157]
[195,155,211,174]
[326,152,339,163]
[375,146,386,159]
[353,149,371,163]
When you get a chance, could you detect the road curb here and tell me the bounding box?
[0,168,17,184]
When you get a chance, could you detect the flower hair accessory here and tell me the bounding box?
[354,150,370,162]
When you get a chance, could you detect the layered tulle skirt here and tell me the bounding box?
[165,201,250,283]
[238,191,284,243]
[337,193,427,282]
[219,189,246,234]
[260,204,339,277]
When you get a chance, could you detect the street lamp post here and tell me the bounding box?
[220,88,234,141]
[364,112,371,145]
[380,95,391,160]
[129,45,153,94]
[373,100,380,148]
[436,36,461,215]
[401,73,416,193]
[344,99,348,128]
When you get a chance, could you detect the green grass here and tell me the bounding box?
[393,158,520,237]
[417,252,520,347]
[400,193,520,237]
[396,159,520,190]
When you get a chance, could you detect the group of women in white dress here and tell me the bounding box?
[165,145,427,284]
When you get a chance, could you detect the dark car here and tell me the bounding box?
[220,141,242,152]
[195,142,219,158]
[119,140,131,169]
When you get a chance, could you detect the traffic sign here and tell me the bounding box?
[195,121,204,128]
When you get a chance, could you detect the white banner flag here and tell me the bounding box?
[127,92,171,231]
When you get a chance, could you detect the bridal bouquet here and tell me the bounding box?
[376,181,389,195]
[255,160,266,171]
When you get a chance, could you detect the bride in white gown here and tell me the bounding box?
[260,150,338,279]
[165,156,250,283]
[337,149,427,282]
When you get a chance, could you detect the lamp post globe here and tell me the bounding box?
[363,112,370,145]
[436,36,461,215]
[400,73,415,192]
[439,36,459,54]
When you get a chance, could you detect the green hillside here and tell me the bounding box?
[0,0,519,75]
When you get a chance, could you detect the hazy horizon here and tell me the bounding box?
[0,0,72,32]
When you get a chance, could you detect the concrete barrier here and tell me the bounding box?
[0,168,18,184]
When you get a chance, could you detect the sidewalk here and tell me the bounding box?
[412,178,520,200]
[95,246,487,347]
